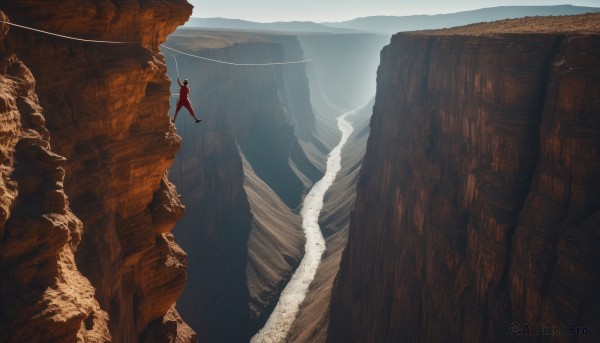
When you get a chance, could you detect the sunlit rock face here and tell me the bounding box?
[328,14,600,343]
[0,13,110,341]
[0,1,197,341]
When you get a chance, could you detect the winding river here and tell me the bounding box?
[250,109,356,343]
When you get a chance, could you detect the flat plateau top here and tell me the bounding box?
[410,12,600,36]
[168,29,275,50]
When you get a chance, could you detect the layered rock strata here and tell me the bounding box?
[0,1,196,341]
[0,14,110,342]
[329,14,600,343]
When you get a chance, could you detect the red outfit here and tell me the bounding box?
[175,85,195,117]
[179,85,190,100]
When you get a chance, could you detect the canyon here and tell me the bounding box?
[0,4,385,338]
[164,26,387,342]
[328,13,600,343]
[1,2,599,343]
[251,109,355,343]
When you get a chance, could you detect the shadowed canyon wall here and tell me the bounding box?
[0,1,196,341]
[328,14,600,343]
[166,30,320,342]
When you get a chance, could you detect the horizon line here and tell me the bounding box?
[189,4,599,24]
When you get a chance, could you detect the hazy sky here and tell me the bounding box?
[188,0,600,22]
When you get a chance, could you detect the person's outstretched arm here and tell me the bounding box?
[177,77,183,87]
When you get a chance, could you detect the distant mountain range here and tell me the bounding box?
[184,17,358,34]
[323,5,600,33]
[185,5,600,34]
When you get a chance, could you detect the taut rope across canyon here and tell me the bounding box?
[0,20,312,66]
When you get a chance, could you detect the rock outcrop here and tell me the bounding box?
[0,1,196,341]
[0,14,110,342]
[329,14,600,343]
[166,30,317,341]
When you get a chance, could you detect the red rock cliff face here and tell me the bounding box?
[0,15,110,342]
[328,16,600,343]
[0,1,196,342]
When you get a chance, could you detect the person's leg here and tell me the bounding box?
[173,101,183,122]
[183,102,201,122]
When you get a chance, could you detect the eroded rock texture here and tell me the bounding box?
[0,1,196,341]
[0,14,109,342]
[329,15,600,343]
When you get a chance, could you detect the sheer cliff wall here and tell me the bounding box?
[0,1,196,342]
[329,14,600,343]
[0,14,110,342]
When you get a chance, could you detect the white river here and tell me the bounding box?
[250,109,356,343]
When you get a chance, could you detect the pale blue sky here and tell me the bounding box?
[187,0,600,22]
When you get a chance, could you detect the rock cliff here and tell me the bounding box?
[0,14,109,342]
[329,14,600,342]
[165,30,318,341]
[0,1,196,341]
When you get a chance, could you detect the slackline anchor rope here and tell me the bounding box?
[0,20,312,66]
[0,20,134,44]
[173,54,181,79]
[160,44,312,66]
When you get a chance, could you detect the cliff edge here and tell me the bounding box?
[0,1,196,341]
[329,13,600,342]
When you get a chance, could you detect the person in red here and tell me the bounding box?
[172,78,201,123]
